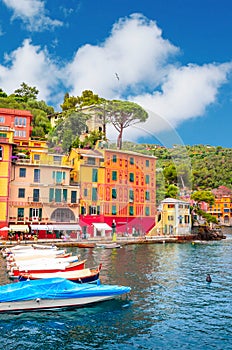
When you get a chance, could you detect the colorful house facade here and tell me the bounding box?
[9,150,80,238]
[68,142,157,237]
[208,186,232,226]
[0,126,15,238]
[146,198,191,237]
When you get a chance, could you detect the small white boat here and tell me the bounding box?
[7,255,80,271]
[0,277,131,313]
[6,249,67,262]
[2,244,57,258]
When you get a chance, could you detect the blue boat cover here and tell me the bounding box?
[0,278,131,302]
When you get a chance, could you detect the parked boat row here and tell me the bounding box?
[0,244,131,313]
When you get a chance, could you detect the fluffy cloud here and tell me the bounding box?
[2,0,63,31]
[129,62,232,136]
[64,14,179,99]
[0,39,62,102]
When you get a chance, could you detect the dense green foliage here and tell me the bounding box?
[0,83,53,138]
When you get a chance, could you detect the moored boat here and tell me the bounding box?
[0,277,131,313]
[76,242,95,248]
[18,264,102,284]
[6,255,80,272]
[8,259,87,279]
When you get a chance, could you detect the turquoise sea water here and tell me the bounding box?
[0,230,232,350]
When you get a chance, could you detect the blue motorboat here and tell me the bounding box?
[0,277,131,313]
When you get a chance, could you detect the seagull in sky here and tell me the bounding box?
[115,73,120,81]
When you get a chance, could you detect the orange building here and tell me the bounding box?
[208,186,232,226]
[69,141,156,237]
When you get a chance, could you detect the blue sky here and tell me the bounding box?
[0,0,231,148]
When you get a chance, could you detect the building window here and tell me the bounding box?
[112,205,117,215]
[18,188,25,198]
[53,155,61,163]
[92,169,98,182]
[15,117,26,126]
[112,171,117,181]
[34,169,40,183]
[168,215,174,221]
[14,130,26,137]
[87,157,96,165]
[52,171,66,184]
[30,208,42,220]
[50,208,74,222]
[17,208,24,220]
[89,206,97,215]
[19,168,26,177]
[112,188,117,199]
[63,189,67,202]
[34,154,40,161]
[92,187,97,201]
[168,204,175,208]
[0,133,6,138]
[145,207,150,216]
[49,188,54,202]
[33,189,40,202]
[185,215,190,223]
[145,175,150,184]
[112,155,117,163]
[129,173,134,182]
[146,160,150,167]
[84,188,88,197]
[0,146,3,160]
[129,205,134,216]
[55,189,62,202]
[0,116,5,123]
[145,190,150,200]
[71,191,77,203]
[129,189,134,202]
[81,206,86,215]
[130,157,134,165]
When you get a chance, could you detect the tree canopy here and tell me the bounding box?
[104,100,148,149]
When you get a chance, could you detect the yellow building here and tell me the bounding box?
[147,198,191,237]
[0,126,15,237]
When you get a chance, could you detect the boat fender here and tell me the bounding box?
[36,298,41,303]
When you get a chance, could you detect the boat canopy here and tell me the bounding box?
[0,278,131,302]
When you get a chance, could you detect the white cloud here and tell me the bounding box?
[64,14,179,98]
[0,39,62,102]
[2,0,63,31]
[130,62,232,135]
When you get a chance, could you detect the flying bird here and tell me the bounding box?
[115,73,119,81]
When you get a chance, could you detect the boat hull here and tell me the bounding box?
[18,264,102,284]
[9,260,86,278]
[0,277,131,313]
[0,295,118,313]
